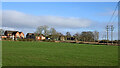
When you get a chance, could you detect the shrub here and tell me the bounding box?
[113,40,118,43]
[17,38,24,41]
[108,41,112,43]
[107,40,118,43]
[42,39,55,42]
[26,39,34,41]
[99,40,109,43]
[17,38,34,41]
[6,38,12,41]
[43,39,50,42]
[22,39,27,41]
[50,40,55,42]
[2,38,7,40]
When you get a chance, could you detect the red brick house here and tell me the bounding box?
[1,35,7,38]
[4,30,24,40]
[19,32,24,39]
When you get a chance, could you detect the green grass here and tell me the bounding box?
[2,41,118,66]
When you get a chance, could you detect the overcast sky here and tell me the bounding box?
[1,2,118,40]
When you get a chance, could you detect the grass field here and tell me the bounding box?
[2,41,118,66]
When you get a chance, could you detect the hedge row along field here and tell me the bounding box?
[2,41,118,66]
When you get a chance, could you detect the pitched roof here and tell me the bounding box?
[12,32,18,35]
[26,33,34,35]
[4,30,18,35]
[26,33,45,36]
[5,30,18,33]
[19,32,22,33]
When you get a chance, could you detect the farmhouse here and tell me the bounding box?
[46,35,66,41]
[26,33,45,40]
[59,36,65,41]
[1,35,7,38]
[3,30,24,40]
[0,35,7,40]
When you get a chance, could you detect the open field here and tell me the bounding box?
[2,41,118,66]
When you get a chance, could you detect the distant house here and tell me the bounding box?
[26,33,35,39]
[19,32,25,39]
[59,36,65,41]
[1,35,7,39]
[26,33,45,40]
[4,30,24,40]
[46,35,52,40]
[0,35,7,40]
[46,35,65,41]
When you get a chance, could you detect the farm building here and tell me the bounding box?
[26,33,45,40]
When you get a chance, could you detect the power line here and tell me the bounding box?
[107,2,118,25]
[105,2,118,44]
[111,15,118,25]
[101,30,106,40]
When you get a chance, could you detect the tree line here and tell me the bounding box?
[35,25,99,42]
[0,25,99,42]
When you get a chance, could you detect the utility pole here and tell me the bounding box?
[118,1,120,45]
[106,25,109,44]
[111,25,114,44]
[97,32,99,42]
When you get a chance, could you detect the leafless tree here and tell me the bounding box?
[0,29,4,36]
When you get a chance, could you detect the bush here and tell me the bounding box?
[18,39,22,41]
[2,38,7,40]
[99,40,119,44]
[42,39,55,42]
[26,39,34,41]
[42,39,46,41]
[107,40,118,43]
[99,40,109,43]
[108,41,112,43]
[22,39,26,41]
[113,40,118,43]
[43,39,50,42]
[95,40,98,42]
[17,38,34,41]
[50,40,55,42]
[6,38,12,41]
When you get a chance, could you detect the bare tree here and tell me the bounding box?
[0,29,4,36]
[50,27,57,35]
[43,25,49,36]
[36,26,44,34]
[36,25,50,36]
[93,31,99,42]
[66,32,71,40]
[73,32,81,41]
[66,32,71,37]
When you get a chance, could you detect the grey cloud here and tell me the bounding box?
[1,27,20,31]
[2,10,94,29]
